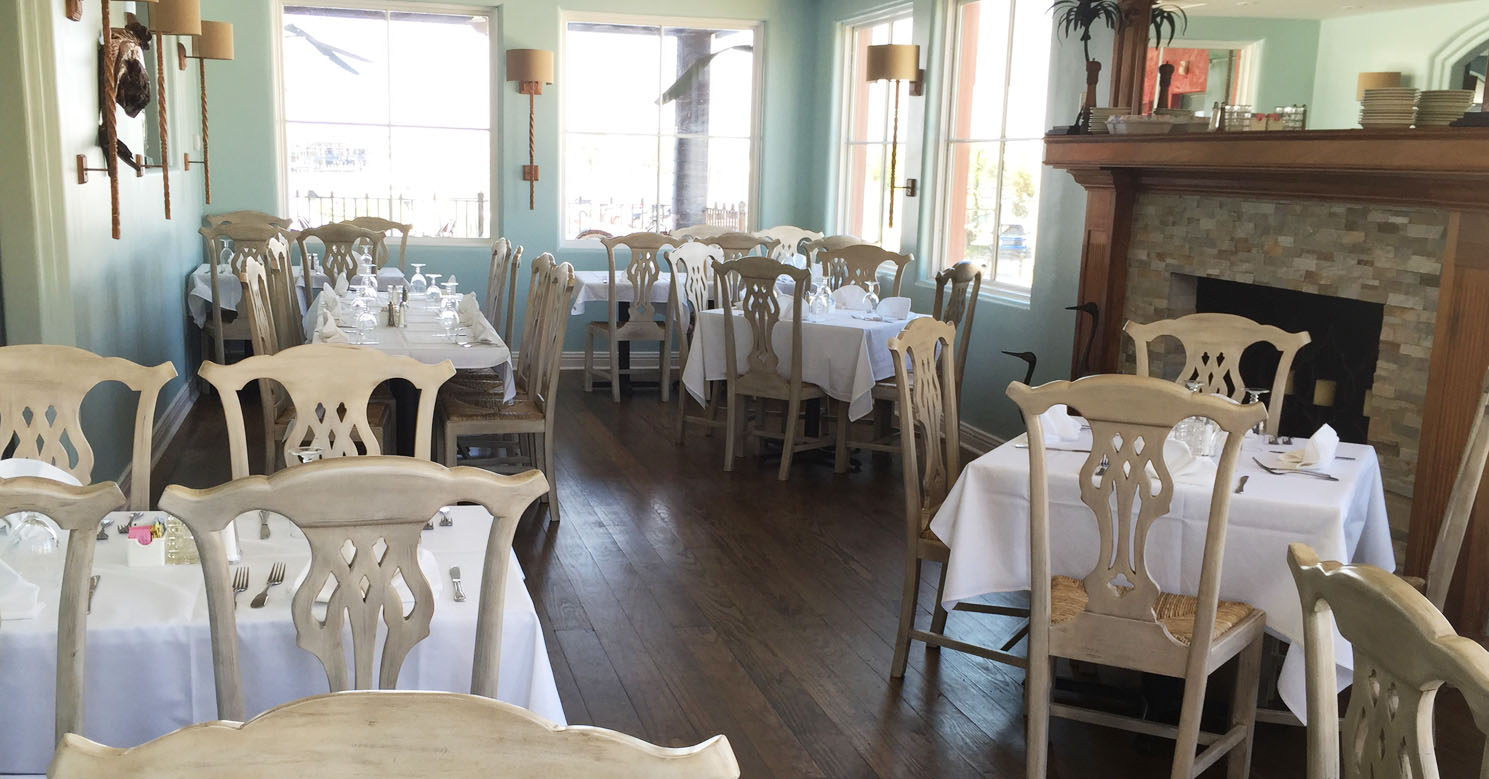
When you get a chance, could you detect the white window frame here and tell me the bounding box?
[557,11,765,249]
[832,5,914,244]
[928,0,1051,306]
[272,0,500,246]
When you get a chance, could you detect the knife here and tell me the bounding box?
[1014,444,1092,454]
[449,567,466,602]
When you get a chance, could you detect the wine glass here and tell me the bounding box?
[423,274,443,307]
[354,306,379,345]
[409,263,428,296]
[353,261,380,295]
[438,293,461,341]
[288,446,323,465]
[1244,387,1270,441]
[864,281,881,315]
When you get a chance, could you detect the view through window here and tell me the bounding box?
[838,12,912,249]
[937,0,1050,296]
[563,18,758,239]
[280,6,492,238]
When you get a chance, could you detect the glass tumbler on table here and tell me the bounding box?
[864,281,881,315]
[423,274,443,306]
[408,263,428,296]
[1243,387,1270,441]
[438,293,461,340]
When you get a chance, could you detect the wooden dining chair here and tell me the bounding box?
[1403,365,1489,611]
[0,477,126,746]
[485,237,524,343]
[295,222,383,305]
[758,225,824,257]
[666,241,728,442]
[716,256,848,480]
[1124,312,1311,435]
[815,243,912,296]
[1288,542,1489,779]
[51,690,740,778]
[199,344,454,477]
[888,319,1028,678]
[1008,375,1268,779]
[702,232,780,260]
[672,223,728,240]
[343,216,413,271]
[584,232,677,403]
[204,210,292,229]
[801,234,862,269]
[240,257,331,474]
[158,457,549,720]
[199,222,296,367]
[0,345,175,510]
[438,256,575,523]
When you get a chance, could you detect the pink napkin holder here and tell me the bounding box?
[127,525,166,567]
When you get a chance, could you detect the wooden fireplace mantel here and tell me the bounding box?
[1045,128,1489,632]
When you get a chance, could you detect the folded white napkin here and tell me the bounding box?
[1040,404,1081,443]
[314,309,349,344]
[833,286,870,311]
[0,458,83,484]
[333,275,350,296]
[457,292,482,327]
[292,546,443,608]
[0,557,41,621]
[1277,423,1340,469]
[876,296,911,320]
[1143,439,1216,489]
[777,293,795,321]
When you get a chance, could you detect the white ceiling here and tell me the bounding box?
[1181,0,1460,20]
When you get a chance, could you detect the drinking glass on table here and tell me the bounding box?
[438,293,461,341]
[288,446,323,465]
[423,274,443,306]
[864,281,881,315]
[408,263,428,296]
[354,306,379,345]
[1244,387,1270,440]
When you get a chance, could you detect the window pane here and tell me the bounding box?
[564,24,663,135]
[995,140,1042,289]
[704,137,752,230]
[699,29,757,138]
[285,121,392,228]
[957,0,1012,140]
[1004,0,1052,139]
[843,141,904,247]
[944,141,1000,278]
[389,127,490,238]
[564,134,663,238]
[388,12,490,129]
[282,8,391,126]
[840,14,913,248]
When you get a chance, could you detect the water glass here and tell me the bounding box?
[1244,387,1270,440]
[864,281,881,314]
[438,294,461,340]
[355,307,379,344]
[409,263,428,296]
[424,274,443,306]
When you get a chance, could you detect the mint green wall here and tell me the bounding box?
[1173,17,1319,113]
[1312,0,1489,128]
[0,0,202,482]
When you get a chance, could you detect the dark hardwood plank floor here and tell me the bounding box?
[157,375,1486,778]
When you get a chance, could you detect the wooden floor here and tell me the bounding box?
[157,374,1486,778]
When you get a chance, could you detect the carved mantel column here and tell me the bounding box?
[1109,0,1153,112]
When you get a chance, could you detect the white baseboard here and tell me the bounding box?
[959,422,1004,456]
[117,381,197,497]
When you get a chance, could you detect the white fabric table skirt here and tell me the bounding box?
[571,270,673,315]
[929,430,1394,722]
[304,294,515,401]
[682,309,920,421]
[188,264,407,328]
[0,505,563,774]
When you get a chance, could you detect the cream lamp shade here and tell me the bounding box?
[150,0,201,35]
[192,21,234,61]
[507,49,555,85]
[1357,71,1403,100]
[866,44,920,82]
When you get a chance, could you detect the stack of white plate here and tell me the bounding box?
[1087,107,1126,135]
[1359,87,1418,129]
[1416,90,1474,126]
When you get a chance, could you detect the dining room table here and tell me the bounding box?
[186,263,407,329]
[0,504,565,775]
[568,269,673,316]
[928,425,1395,722]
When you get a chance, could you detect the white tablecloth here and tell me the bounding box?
[304,294,515,401]
[681,309,920,421]
[0,505,563,774]
[571,270,673,315]
[929,430,1394,721]
[187,264,407,328]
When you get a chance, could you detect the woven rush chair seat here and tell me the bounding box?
[1050,575,1258,647]
[441,390,543,422]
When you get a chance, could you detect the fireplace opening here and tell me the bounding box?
[1194,276,1385,443]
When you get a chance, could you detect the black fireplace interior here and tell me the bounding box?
[1194,277,1385,443]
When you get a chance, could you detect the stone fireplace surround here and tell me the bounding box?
[1119,194,1449,502]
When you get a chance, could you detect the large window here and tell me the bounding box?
[563,17,759,240]
[837,12,913,248]
[936,0,1051,297]
[280,6,492,238]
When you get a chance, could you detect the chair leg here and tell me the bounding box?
[541,429,560,523]
[929,561,951,636]
[443,422,458,467]
[890,556,921,678]
[583,328,595,393]
[1226,636,1264,779]
[659,328,673,404]
[723,386,738,472]
[704,385,721,437]
[1026,651,1052,779]
[834,400,850,474]
[1170,665,1210,779]
[608,335,622,403]
[778,395,801,481]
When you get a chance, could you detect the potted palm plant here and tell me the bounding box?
[1051,0,1121,133]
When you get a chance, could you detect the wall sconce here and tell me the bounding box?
[865,43,921,228]
[145,0,202,220]
[177,20,233,205]
[66,0,159,240]
[506,49,555,210]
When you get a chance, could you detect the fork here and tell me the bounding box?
[119,511,143,535]
[96,517,114,541]
[250,562,286,608]
[439,509,453,527]
[1251,456,1340,482]
[232,566,251,609]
